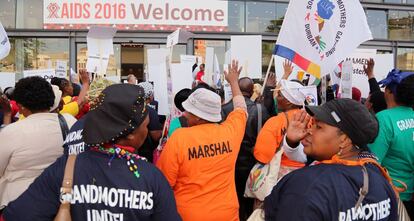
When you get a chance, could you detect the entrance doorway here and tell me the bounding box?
[76,42,186,83]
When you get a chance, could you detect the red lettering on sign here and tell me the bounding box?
[181,9,192,20]
[194,9,212,21]
[214,10,224,21]
[153,8,163,20]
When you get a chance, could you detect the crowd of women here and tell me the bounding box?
[0,58,413,221]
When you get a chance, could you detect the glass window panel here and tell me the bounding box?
[388,10,414,41]
[228,1,245,32]
[268,3,288,35]
[246,2,277,33]
[408,0,414,4]
[397,48,414,71]
[16,0,43,29]
[262,41,275,79]
[23,38,69,72]
[366,10,388,39]
[76,43,121,77]
[0,0,16,28]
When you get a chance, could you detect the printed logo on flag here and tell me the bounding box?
[305,94,317,106]
[305,0,346,61]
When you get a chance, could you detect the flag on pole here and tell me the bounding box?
[274,0,372,79]
[0,22,11,60]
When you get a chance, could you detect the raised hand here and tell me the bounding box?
[283,60,294,78]
[286,110,311,146]
[266,72,277,87]
[79,69,90,85]
[224,60,242,84]
[363,58,375,79]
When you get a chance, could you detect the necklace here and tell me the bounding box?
[91,145,147,179]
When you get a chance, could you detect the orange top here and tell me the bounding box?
[254,109,305,168]
[157,109,247,221]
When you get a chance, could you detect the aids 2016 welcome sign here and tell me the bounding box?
[43,0,228,31]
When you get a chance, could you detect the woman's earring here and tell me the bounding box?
[337,148,343,156]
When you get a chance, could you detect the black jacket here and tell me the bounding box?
[222,97,270,171]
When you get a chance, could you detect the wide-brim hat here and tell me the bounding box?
[182,88,222,123]
[84,84,148,146]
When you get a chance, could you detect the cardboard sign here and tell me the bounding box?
[231,35,262,79]
[86,26,117,75]
[23,69,56,82]
[171,63,193,94]
[147,48,169,115]
[55,60,67,78]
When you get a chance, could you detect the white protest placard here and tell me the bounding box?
[55,60,67,78]
[340,60,353,99]
[147,48,169,115]
[274,0,372,79]
[86,26,117,75]
[0,22,10,60]
[225,49,231,65]
[167,29,180,48]
[301,85,318,106]
[180,55,202,65]
[0,72,15,90]
[203,47,215,85]
[23,69,56,82]
[231,35,262,79]
[171,63,193,94]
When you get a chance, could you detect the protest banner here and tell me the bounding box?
[0,73,15,90]
[0,22,10,60]
[86,26,117,76]
[231,35,262,79]
[274,0,372,79]
[23,69,56,82]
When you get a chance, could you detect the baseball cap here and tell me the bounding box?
[305,98,378,148]
[182,88,222,123]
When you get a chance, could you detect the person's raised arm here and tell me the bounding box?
[224,60,246,112]
[364,58,381,93]
[76,69,91,107]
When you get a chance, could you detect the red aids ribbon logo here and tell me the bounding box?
[47,3,60,18]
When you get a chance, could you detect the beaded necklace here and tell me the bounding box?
[91,145,147,179]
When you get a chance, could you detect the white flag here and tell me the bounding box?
[274,0,372,79]
[0,22,11,60]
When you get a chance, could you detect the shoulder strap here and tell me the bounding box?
[355,165,369,209]
[257,103,262,135]
[54,154,77,221]
[58,114,70,141]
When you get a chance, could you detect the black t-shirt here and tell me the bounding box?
[147,107,162,131]
[4,152,182,221]
[63,116,87,155]
[264,163,398,221]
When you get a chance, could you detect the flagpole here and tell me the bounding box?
[261,54,275,95]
